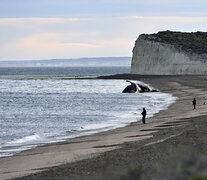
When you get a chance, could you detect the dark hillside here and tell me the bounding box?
[140,31,207,55]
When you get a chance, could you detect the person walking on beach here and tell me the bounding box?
[192,97,196,109]
[203,97,206,105]
[141,108,147,124]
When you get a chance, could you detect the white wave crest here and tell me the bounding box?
[8,134,41,145]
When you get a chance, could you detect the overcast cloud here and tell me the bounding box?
[0,0,206,60]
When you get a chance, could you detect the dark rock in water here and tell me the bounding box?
[151,89,159,92]
[122,80,158,93]
[138,83,151,92]
[122,84,137,93]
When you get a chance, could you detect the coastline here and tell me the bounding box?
[0,77,173,158]
[1,74,207,180]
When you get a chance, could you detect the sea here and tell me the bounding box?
[0,66,176,157]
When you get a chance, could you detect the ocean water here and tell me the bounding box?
[0,67,176,157]
[0,66,130,77]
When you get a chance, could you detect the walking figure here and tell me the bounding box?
[192,97,196,109]
[141,108,147,124]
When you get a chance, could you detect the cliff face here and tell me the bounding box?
[131,31,207,75]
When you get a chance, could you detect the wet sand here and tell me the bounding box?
[1,75,207,180]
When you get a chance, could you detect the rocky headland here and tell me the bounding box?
[131,31,207,75]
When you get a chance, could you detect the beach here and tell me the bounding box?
[1,75,207,180]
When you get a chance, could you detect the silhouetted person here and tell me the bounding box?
[192,97,196,109]
[141,108,147,124]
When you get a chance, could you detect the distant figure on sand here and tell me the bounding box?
[141,108,147,124]
[192,97,196,109]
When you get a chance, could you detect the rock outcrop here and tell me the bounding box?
[122,80,158,93]
[131,31,207,75]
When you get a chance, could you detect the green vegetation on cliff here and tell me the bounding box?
[141,31,207,55]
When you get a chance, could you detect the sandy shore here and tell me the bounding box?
[1,75,207,180]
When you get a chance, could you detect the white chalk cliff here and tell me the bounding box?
[131,31,207,75]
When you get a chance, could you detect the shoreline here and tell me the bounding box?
[1,74,207,179]
[0,77,174,159]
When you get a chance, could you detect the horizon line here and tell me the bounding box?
[0,56,132,62]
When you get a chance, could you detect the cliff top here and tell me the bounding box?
[140,30,207,55]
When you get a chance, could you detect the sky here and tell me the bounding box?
[0,0,207,60]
